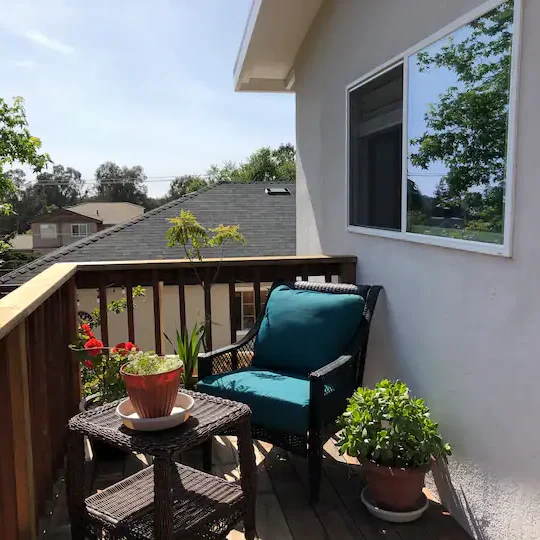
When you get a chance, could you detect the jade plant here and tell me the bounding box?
[336,379,451,469]
[121,350,182,376]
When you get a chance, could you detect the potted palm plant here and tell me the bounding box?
[336,379,451,514]
[120,351,183,418]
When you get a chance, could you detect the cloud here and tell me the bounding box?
[24,31,75,55]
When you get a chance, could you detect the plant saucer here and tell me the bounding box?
[116,392,194,431]
[361,486,429,523]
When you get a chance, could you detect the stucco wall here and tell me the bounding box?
[295,0,540,538]
[32,221,99,251]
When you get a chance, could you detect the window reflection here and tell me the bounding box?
[407,0,514,245]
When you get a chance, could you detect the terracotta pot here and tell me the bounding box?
[362,459,429,511]
[120,364,183,418]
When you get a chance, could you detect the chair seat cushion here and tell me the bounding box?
[196,368,310,435]
[253,285,365,375]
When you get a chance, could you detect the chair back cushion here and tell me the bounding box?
[253,284,365,375]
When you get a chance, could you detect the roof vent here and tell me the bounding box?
[265,187,291,196]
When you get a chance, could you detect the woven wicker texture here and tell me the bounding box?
[86,462,244,539]
[68,390,250,456]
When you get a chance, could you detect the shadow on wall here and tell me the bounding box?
[433,457,487,540]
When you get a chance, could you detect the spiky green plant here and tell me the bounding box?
[165,323,204,389]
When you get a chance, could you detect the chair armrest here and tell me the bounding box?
[309,355,357,428]
[198,331,256,379]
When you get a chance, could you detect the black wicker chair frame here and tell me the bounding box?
[198,280,382,503]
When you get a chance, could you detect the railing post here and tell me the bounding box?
[7,322,36,540]
[338,261,357,284]
[65,278,80,414]
[152,271,164,356]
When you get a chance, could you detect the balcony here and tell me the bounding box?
[0,255,469,540]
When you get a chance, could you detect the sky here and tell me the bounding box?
[0,0,295,196]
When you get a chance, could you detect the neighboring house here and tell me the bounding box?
[9,234,33,254]
[1,182,295,350]
[234,1,538,539]
[30,203,145,255]
[67,202,144,228]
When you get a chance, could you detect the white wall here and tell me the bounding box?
[77,284,232,354]
[295,0,540,538]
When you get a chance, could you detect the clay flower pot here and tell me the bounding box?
[120,364,183,419]
[362,459,429,511]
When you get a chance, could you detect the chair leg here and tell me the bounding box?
[202,438,213,472]
[308,433,322,504]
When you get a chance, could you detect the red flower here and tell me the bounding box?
[83,359,94,369]
[111,342,139,356]
[84,338,104,357]
[81,323,94,339]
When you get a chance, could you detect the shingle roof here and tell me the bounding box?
[1,182,296,287]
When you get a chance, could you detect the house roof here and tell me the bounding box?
[0,182,296,287]
[30,208,103,224]
[67,202,145,225]
[234,0,323,92]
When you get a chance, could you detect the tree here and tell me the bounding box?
[35,164,85,208]
[0,96,50,251]
[207,143,296,183]
[94,162,149,206]
[409,1,513,232]
[167,175,207,200]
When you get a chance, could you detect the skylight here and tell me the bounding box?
[265,187,291,196]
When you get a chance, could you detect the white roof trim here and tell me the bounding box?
[233,0,323,92]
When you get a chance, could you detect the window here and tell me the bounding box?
[234,288,269,330]
[72,223,89,237]
[40,223,57,239]
[347,0,520,256]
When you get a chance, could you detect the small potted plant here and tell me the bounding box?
[336,379,451,513]
[165,323,204,390]
[120,351,183,418]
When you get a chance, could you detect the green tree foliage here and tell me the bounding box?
[94,162,149,206]
[35,164,86,208]
[0,97,50,250]
[167,174,207,200]
[207,143,295,183]
[409,1,513,232]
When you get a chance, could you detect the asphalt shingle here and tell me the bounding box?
[0,182,296,287]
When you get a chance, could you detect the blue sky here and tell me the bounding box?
[0,0,295,196]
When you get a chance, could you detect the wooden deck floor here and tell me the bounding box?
[44,436,471,540]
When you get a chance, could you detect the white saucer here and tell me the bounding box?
[116,392,195,431]
[361,486,429,523]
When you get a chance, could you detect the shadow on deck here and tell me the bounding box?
[43,437,471,540]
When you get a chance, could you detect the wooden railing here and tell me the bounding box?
[0,255,356,540]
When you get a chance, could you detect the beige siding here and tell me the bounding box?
[32,221,99,252]
[295,0,540,538]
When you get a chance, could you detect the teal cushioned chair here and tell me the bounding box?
[197,281,382,503]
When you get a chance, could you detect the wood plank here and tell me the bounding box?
[0,337,18,540]
[324,271,332,283]
[6,322,37,540]
[64,279,80,417]
[203,277,213,351]
[288,453,364,540]
[229,281,237,346]
[178,278,186,335]
[152,272,164,355]
[0,263,78,340]
[257,442,328,540]
[301,265,309,281]
[253,271,261,317]
[338,262,357,284]
[126,274,135,344]
[98,276,109,347]
[322,440,402,540]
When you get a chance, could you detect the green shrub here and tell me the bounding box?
[336,379,451,469]
[122,351,182,376]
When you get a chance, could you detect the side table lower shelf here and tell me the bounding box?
[84,462,245,540]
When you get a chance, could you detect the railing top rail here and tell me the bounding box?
[0,263,77,340]
[74,255,357,272]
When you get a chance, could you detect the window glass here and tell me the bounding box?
[40,223,57,239]
[72,223,89,237]
[407,1,514,245]
[349,64,403,230]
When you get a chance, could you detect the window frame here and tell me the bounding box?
[71,223,89,237]
[39,223,58,239]
[345,0,522,257]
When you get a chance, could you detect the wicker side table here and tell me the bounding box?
[66,391,256,540]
